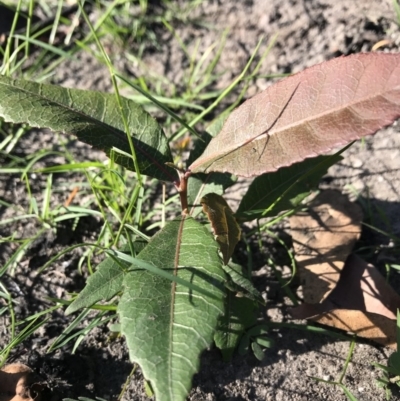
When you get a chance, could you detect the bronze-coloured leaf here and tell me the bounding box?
[290,190,363,304]
[190,53,400,177]
[201,193,241,265]
[289,190,400,348]
[290,254,400,348]
[0,363,46,401]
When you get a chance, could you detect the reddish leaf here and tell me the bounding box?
[190,53,400,177]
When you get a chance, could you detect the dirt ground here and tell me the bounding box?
[1,0,400,400]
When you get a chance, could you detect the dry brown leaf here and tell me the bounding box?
[0,363,45,401]
[313,310,397,348]
[327,254,400,319]
[201,193,241,265]
[289,190,400,347]
[289,190,363,303]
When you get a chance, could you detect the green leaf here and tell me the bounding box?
[246,324,270,337]
[65,240,147,315]
[239,326,271,357]
[389,352,400,374]
[111,249,220,300]
[65,258,124,316]
[144,380,154,397]
[214,294,257,361]
[118,217,225,401]
[187,130,235,218]
[251,341,265,361]
[238,333,250,356]
[0,76,176,182]
[109,323,121,332]
[236,154,342,221]
[222,262,264,303]
[254,336,274,348]
[187,172,235,217]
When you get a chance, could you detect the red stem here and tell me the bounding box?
[175,170,191,214]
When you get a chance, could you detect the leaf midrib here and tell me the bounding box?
[0,77,177,181]
[167,215,186,399]
[0,78,129,144]
[193,85,399,166]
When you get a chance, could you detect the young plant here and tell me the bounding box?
[0,52,400,401]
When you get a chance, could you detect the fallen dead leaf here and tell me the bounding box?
[291,254,400,347]
[312,310,397,347]
[0,363,46,401]
[290,189,363,304]
[289,190,400,347]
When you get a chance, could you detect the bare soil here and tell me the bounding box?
[1,1,400,400]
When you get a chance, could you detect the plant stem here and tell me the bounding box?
[175,170,191,214]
